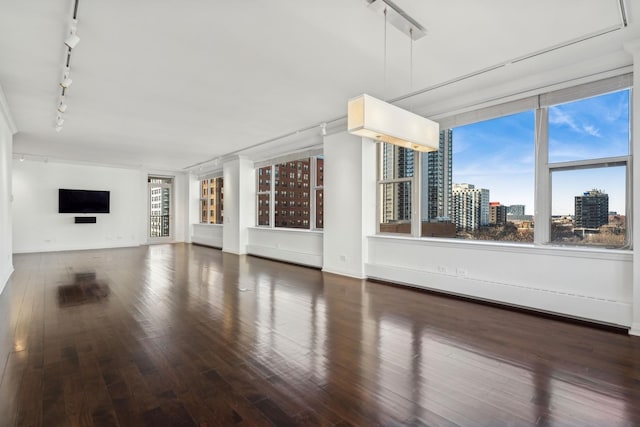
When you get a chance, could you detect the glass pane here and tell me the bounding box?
[257,194,270,226]
[420,130,455,238]
[379,182,411,234]
[258,166,271,192]
[549,89,629,163]
[218,179,223,223]
[201,180,208,197]
[200,199,207,223]
[451,111,534,242]
[315,189,323,229]
[382,144,414,180]
[149,177,173,184]
[208,178,223,224]
[316,156,324,186]
[274,159,311,229]
[149,185,171,238]
[551,166,626,248]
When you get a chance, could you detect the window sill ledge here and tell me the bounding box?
[249,226,323,235]
[369,234,631,261]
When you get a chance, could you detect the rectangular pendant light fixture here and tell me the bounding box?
[347,94,440,152]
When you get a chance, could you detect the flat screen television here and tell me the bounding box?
[58,189,110,214]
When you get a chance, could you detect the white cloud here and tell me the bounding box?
[549,108,580,132]
[582,124,601,137]
[549,107,601,138]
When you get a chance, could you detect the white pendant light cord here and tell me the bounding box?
[409,27,414,111]
[383,7,388,100]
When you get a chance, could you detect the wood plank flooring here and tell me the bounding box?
[1,243,640,426]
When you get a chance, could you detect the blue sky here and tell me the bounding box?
[452,90,629,216]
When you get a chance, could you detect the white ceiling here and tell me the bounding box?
[1,0,638,172]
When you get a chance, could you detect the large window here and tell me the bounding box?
[379,144,414,234]
[548,89,630,248]
[450,112,535,242]
[377,75,631,249]
[200,177,223,224]
[256,156,323,230]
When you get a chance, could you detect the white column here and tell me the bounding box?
[624,40,640,335]
[323,132,376,278]
[222,156,255,255]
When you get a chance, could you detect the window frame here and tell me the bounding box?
[376,73,633,250]
[376,142,420,236]
[199,175,224,225]
[255,154,324,231]
[537,89,631,248]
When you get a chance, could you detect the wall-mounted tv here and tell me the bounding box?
[58,189,110,214]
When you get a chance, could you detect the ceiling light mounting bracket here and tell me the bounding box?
[365,0,426,40]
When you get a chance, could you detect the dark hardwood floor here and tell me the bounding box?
[1,243,639,426]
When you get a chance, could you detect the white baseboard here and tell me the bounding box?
[322,267,366,280]
[365,262,632,327]
[247,244,322,268]
[13,242,140,254]
[629,323,640,337]
[0,265,14,296]
[192,236,223,248]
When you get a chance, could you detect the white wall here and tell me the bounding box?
[223,157,254,254]
[13,160,147,253]
[366,236,633,327]
[323,132,376,278]
[192,224,223,248]
[248,227,322,267]
[0,92,14,294]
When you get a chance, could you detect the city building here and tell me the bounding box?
[201,177,223,224]
[452,183,490,231]
[149,177,172,238]
[575,189,609,228]
[257,158,323,229]
[421,129,453,222]
[507,205,525,216]
[489,201,508,225]
[382,144,414,223]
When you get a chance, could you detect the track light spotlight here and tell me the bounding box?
[60,77,72,88]
[65,33,80,49]
[56,116,64,126]
[58,103,68,113]
[55,126,63,132]
[19,155,25,162]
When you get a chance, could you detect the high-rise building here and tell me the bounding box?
[382,144,414,223]
[452,183,490,231]
[489,202,508,225]
[507,204,525,216]
[257,158,323,229]
[575,189,609,228]
[201,177,223,224]
[274,159,311,228]
[421,129,453,222]
[149,177,172,237]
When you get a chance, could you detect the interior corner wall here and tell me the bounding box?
[12,160,146,253]
[0,112,13,295]
[323,132,377,278]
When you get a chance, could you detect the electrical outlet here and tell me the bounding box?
[456,267,468,277]
[340,255,347,262]
[437,265,447,274]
